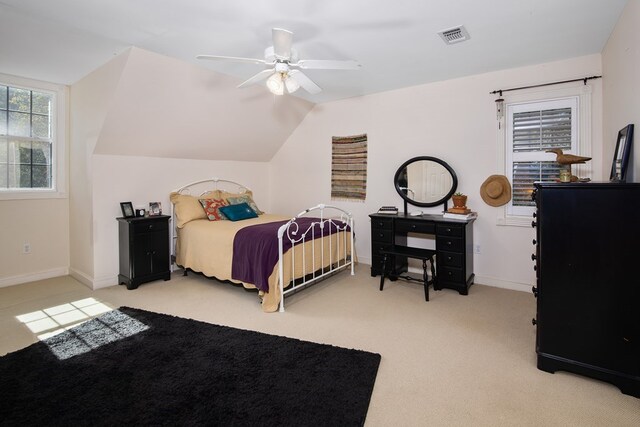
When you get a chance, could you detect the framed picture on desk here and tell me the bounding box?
[610,124,633,182]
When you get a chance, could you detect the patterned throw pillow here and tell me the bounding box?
[226,195,263,215]
[198,198,229,221]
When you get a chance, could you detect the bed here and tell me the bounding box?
[170,178,354,312]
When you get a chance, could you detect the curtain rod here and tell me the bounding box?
[489,75,602,96]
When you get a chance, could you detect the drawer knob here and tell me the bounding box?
[532,239,537,245]
[447,241,452,245]
[531,254,537,261]
[532,286,538,297]
[533,265,537,271]
[532,212,537,218]
[447,256,452,261]
[531,221,536,228]
[378,222,384,227]
[532,318,537,326]
[379,233,384,238]
[448,271,452,276]
[446,228,451,232]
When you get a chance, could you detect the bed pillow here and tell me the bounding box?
[169,192,207,228]
[198,198,229,221]
[219,202,258,221]
[226,194,263,215]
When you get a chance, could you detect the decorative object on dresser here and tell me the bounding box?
[170,178,354,312]
[479,175,512,207]
[448,192,470,214]
[545,148,592,182]
[531,182,640,398]
[377,205,398,215]
[609,124,634,182]
[442,211,477,220]
[0,307,381,425]
[117,215,171,290]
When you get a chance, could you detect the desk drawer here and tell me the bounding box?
[439,250,463,267]
[437,236,464,252]
[396,220,435,234]
[440,266,464,283]
[436,224,464,237]
[371,217,393,230]
[372,243,393,256]
[372,229,393,243]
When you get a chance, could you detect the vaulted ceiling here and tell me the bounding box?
[0,0,628,104]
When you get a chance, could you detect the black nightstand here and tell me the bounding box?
[117,215,171,290]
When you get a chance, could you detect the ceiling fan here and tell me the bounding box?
[197,28,361,95]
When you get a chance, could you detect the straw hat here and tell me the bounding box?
[480,175,512,207]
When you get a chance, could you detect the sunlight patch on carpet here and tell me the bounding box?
[41,309,148,360]
[16,298,113,340]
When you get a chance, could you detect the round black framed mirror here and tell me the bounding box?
[394,156,458,208]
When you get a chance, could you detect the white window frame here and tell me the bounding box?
[496,84,592,226]
[0,73,67,200]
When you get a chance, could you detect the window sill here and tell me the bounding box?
[0,190,67,201]
[496,215,535,227]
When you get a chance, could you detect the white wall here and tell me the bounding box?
[602,0,640,182]
[270,54,603,291]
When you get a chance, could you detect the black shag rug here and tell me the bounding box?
[0,307,381,426]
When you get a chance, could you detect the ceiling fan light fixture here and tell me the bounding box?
[266,73,284,95]
[284,75,300,93]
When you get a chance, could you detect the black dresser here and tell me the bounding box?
[369,213,475,294]
[532,182,640,397]
[117,215,171,290]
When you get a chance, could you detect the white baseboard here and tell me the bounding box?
[361,260,531,294]
[473,275,531,293]
[69,268,117,290]
[0,267,69,288]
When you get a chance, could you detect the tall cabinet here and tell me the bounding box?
[532,182,639,397]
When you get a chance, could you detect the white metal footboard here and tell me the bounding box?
[277,204,355,312]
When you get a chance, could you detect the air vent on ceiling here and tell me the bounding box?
[438,25,470,45]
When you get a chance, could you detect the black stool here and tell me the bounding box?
[379,247,437,301]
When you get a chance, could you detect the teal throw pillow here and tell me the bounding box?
[219,202,258,221]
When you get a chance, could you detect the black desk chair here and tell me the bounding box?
[379,248,437,301]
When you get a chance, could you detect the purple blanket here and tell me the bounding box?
[231,217,348,292]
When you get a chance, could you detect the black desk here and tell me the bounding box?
[369,213,475,295]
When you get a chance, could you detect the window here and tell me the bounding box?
[497,85,592,226]
[506,98,577,216]
[0,75,66,198]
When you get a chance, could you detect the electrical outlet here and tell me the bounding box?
[23,243,31,254]
[474,244,481,254]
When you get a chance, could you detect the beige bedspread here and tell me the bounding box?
[176,214,352,312]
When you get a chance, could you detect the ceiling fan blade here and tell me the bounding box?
[196,54,267,65]
[237,69,275,88]
[272,28,293,59]
[288,70,321,94]
[294,59,361,70]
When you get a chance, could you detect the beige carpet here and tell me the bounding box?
[1,265,638,426]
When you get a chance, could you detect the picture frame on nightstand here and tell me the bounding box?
[149,202,162,216]
[120,201,135,218]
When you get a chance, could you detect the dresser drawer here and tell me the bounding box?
[436,224,464,237]
[132,219,169,234]
[439,250,463,267]
[371,217,393,230]
[437,236,463,252]
[440,266,464,283]
[371,229,393,243]
[396,220,435,234]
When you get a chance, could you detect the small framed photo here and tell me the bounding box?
[609,124,634,182]
[120,202,135,218]
[149,202,162,216]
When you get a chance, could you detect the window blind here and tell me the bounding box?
[511,107,572,207]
